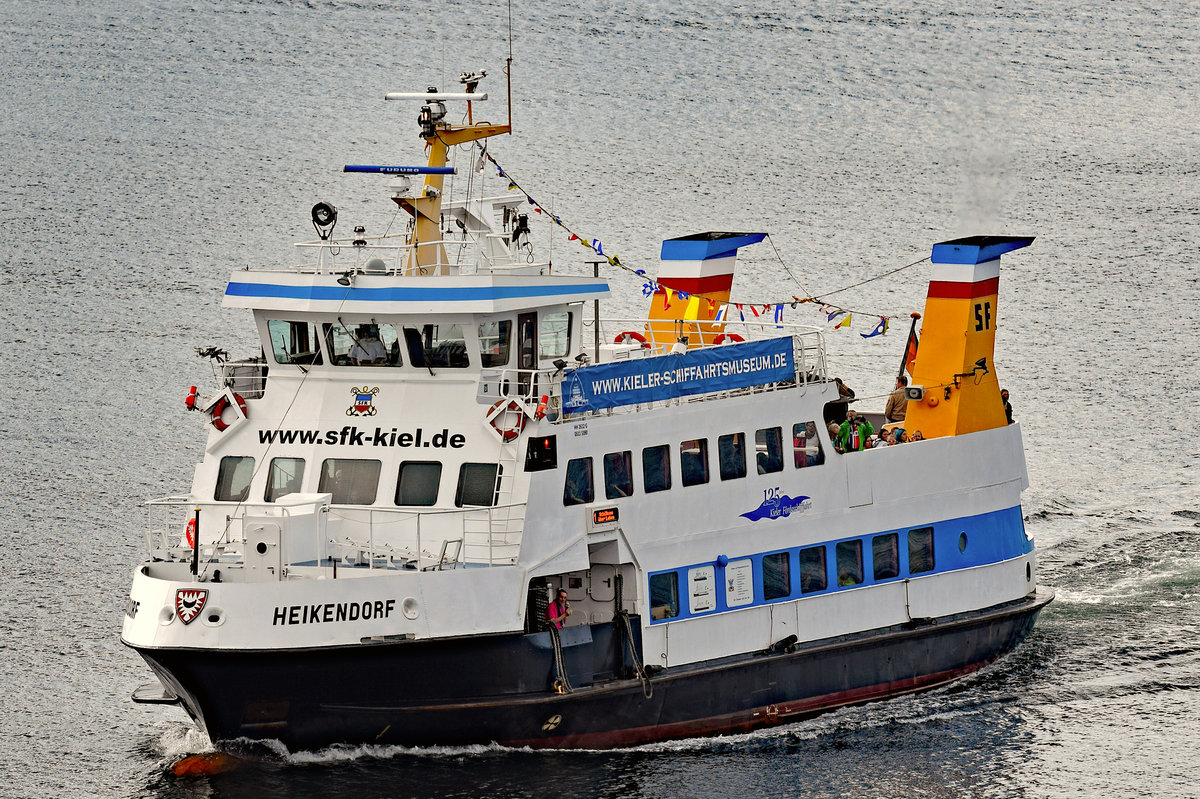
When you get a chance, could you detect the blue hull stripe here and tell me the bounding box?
[225,282,609,302]
[649,505,1030,624]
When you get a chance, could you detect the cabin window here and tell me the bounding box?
[264,457,305,502]
[478,320,512,367]
[318,459,381,505]
[793,421,825,468]
[524,436,558,472]
[407,324,468,368]
[215,456,254,502]
[649,572,679,620]
[799,546,827,593]
[642,445,672,493]
[603,451,634,499]
[395,461,441,506]
[909,527,936,574]
[836,540,864,587]
[873,533,900,580]
[455,463,502,507]
[267,320,323,365]
[563,457,594,506]
[717,433,747,480]
[323,322,402,367]
[539,310,572,359]
[680,439,709,486]
[755,427,784,474]
[763,551,791,600]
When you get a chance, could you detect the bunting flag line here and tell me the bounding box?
[860,317,888,338]
[483,149,921,338]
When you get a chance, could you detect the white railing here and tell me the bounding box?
[143,495,526,574]
[290,233,548,277]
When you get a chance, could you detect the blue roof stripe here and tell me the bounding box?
[225,282,609,302]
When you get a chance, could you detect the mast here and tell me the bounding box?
[384,75,511,276]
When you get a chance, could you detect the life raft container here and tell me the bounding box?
[211,393,248,431]
[487,399,527,441]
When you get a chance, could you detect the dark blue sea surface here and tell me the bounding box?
[2,1,1198,796]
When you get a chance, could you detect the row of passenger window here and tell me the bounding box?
[265,313,571,369]
[649,527,938,621]
[214,455,502,507]
[559,421,826,506]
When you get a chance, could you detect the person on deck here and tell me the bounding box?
[837,410,874,452]
[1001,389,1014,424]
[885,375,909,424]
[546,589,572,630]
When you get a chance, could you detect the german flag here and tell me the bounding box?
[900,313,921,377]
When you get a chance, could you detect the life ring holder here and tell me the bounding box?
[712,332,745,345]
[614,331,651,348]
[211,392,249,432]
[486,399,527,442]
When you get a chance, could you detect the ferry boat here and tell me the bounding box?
[121,71,1053,750]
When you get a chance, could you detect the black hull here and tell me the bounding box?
[133,588,1053,750]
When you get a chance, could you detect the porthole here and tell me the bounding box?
[958,532,967,553]
[1026,562,1032,582]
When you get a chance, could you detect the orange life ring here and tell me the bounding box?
[488,399,526,442]
[712,333,745,345]
[211,392,248,431]
[185,518,196,548]
[614,331,650,348]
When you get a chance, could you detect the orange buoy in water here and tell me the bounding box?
[170,752,241,778]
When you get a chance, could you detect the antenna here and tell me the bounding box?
[507,0,513,132]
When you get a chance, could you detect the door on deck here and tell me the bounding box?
[517,312,537,397]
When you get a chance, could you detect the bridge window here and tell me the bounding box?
[873,533,900,580]
[563,457,594,506]
[650,572,679,620]
[755,427,784,474]
[642,445,672,493]
[680,439,709,486]
[395,461,441,506]
[908,527,936,574]
[455,463,502,507]
[413,324,468,368]
[323,322,402,367]
[215,456,254,502]
[718,433,747,480]
[836,540,864,587]
[318,458,381,505]
[539,310,572,359]
[792,421,825,468]
[799,546,827,593]
[603,451,634,499]
[267,320,323,366]
[478,320,512,367]
[265,457,305,502]
[763,551,791,600]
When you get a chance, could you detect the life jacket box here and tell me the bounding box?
[222,361,267,399]
[598,343,651,363]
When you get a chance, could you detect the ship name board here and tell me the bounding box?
[273,599,396,625]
